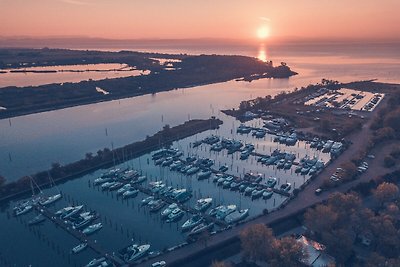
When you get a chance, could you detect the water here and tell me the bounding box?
[0,63,148,88]
[0,42,399,266]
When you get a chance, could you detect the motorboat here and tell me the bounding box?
[109,182,124,191]
[121,170,139,181]
[82,223,102,235]
[295,165,302,173]
[166,208,184,222]
[171,189,192,203]
[71,242,87,254]
[28,214,46,225]
[197,169,212,180]
[132,175,147,184]
[170,160,183,171]
[117,184,133,195]
[216,204,237,220]
[122,244,150,263]
[210,143,223,151]
[265,177,277,188]
[262,188,273,199]
[188,222,214,236]
[251,189,264,199]
[181,215,203,231]
[276,159,285,169]
[161,157,174,167]
[149,200,166,212]
[230,181,241,191]
[244,185,257,196]
[85,257,106,267]
[225,209,249,224]
[194,198,212,212]
[73,214,95,229]
[280,183,292,192]
[161,203,178,218]
[237,124,252,134]
[240,150,250,160]
[284,161,292,169]
[61,205,84,219]
[222,176,234,188]
[239,183,248,192]
[186,166,200,175]
[192,140,202,148]
[14,204,33,216]
[101,181,116,190]
[93,177,112,185]
[123,189,139,199]
[219,165,228,172]
[216,177,225,186]
[141,196,155,205]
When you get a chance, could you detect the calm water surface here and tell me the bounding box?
[0,43,399,266]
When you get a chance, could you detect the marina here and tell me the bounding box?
[0,42,399,267]
[0,113,332,266]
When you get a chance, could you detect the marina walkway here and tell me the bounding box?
[33,204,126,266]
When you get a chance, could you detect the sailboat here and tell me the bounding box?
[38,172,62,206]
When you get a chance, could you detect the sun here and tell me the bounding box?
[257,26,270,39]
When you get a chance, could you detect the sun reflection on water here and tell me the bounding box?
[257,44,268,62]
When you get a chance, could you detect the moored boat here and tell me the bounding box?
[39,193,62,206]
[120,244,150,263]
[216,204,236,220]
[71,242,87,254]
[85,257,106,267]
[28,214,46,225]
[225,209,249,224]
[123,188,139,199]
[194,198,213,212]
[188,222,214,236]
[82,223,103,235]
[166,208,184,222]
[181,214,203,231]
[14,205,33,216]
[161,203,178,218]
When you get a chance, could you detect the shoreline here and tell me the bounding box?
[0,118,223,203]
[0,48,296,120]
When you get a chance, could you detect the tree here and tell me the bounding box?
[339,162,358,181]
[0,175,6,188]
[198,230,210,248]
[304,205,338,235]
[240,224,275,262]
[384,108,400,132]
[269,236,307,267]
[384,155,396,168]
[211,261,232,267]
[373,127,395,143]
[373,182,399,206]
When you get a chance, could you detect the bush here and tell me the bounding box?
[384,156,396,168]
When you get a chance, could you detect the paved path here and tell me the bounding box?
[136,97,395,267]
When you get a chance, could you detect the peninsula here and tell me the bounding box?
[0,48,297,119]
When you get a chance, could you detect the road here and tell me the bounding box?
[137,96,396,267]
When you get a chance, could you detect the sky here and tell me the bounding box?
[1,0,400,41]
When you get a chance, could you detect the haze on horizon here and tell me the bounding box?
[1,0,400,42]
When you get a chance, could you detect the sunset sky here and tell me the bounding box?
[1,0,400,41]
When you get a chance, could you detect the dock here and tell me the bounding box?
[33,204,126,267]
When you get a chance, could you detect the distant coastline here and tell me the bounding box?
[0,48,296,119]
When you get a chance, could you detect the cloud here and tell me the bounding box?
[259,17,271,22]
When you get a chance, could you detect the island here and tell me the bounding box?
[0,48,297,119]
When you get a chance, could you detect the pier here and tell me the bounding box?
[32,204,126,267]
